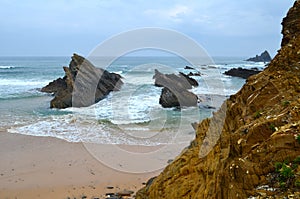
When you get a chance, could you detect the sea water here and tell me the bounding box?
[0,56,265,146]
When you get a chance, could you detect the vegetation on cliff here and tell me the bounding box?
[136,1,300,198]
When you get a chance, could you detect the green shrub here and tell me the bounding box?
[269,124,276,132]
[280,181,286,189]
[282,100,290,107]
[253,111,262,119]
[297,134,300,144]
[293,156,300,164]
[280,164,294,180]
[275,162,283,172]
[295,179,300,187]
[274,161,297,190]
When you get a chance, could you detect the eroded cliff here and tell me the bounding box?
[136,1,300,198]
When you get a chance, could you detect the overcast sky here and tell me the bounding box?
[0,0,295,57]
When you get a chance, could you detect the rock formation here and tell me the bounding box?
[246,50,272,62]
[153,69,198,108]
[184,65,195,70]
[41,54,123,108]
[137,1,300,198]
[224,67,261,79]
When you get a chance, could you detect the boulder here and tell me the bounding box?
[153,69,198,108]
[159,87,198,108]
[224,67,261,79]
[41,54,123,108]
[246,50,272,62]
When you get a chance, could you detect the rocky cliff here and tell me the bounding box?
[136,1,300,198]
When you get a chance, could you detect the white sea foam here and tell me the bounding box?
[7,115,184,145]
[0,79,50,86]
[2,56,258,145]
[0,65,15,69]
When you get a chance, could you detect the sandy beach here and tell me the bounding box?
[0,128,160,199]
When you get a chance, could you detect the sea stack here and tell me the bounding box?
[41,54,123,109]
[246,50,272,62]
[153,69,198,108]
[136,1,300,198]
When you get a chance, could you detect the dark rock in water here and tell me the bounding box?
[187,72,201,76]
[41,54,123,109]
[224,67,261,79]
[246,50,272,62]
[159,87,198,108]
[179,72,198,87]
[153,69,198,108]
[153,69,198,88]
[184,65,195,70]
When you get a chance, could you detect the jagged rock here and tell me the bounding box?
[184,65,195,70]
[153,69,198,88]
[224,67,261,79]
[153,69,198,108]
[159,87,198,108]
[187,71,201,76]
[41,54,123,108]
[136,1,300,199]
[246,50,272,62]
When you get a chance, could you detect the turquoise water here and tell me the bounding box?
[0,56,265,145]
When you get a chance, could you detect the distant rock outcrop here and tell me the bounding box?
[41,54,123,108]
[246,50,272,62]
[137,1,300,198]
[184,65,195,70]
[153,69,198,108]
[224,67,261,79]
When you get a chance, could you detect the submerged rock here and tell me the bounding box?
[136,1,300,198]
[153,69,198,108]
[41,54,123,108]
[246,50,272,62]
[224,67,261,79]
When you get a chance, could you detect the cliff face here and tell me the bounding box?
[136,1,300,198]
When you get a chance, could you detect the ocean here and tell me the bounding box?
[0,56,265,146]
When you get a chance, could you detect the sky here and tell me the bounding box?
[0,0,295,57]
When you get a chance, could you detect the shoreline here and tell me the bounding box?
[0,128,160,199]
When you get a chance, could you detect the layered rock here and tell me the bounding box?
[224,67,261,79]
[137,1,300,198]
[41,54,123,108]
[153,69,198,108]
[246,50,272,62]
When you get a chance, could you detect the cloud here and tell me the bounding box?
[144,4,192,23]
[0,0,295,56]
